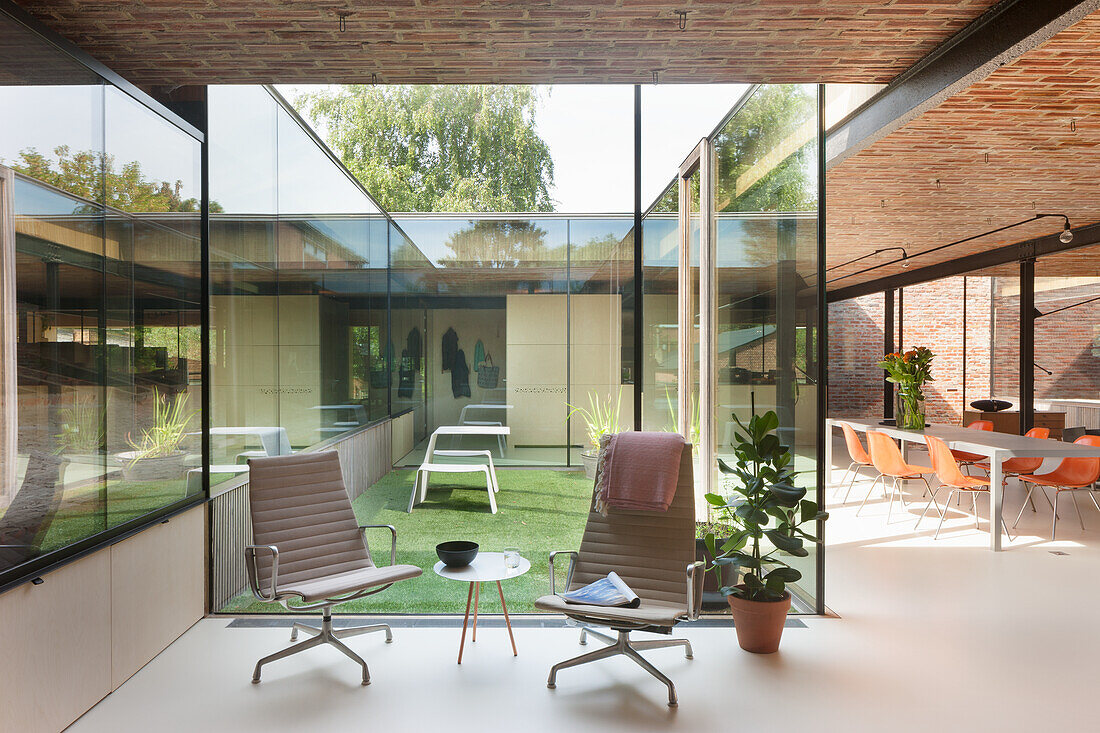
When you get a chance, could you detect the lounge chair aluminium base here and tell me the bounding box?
[547,627,693,707]
[252,605,393,686]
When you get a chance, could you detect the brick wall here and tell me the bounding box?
[829,274,1100,424]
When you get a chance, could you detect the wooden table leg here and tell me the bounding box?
[472,582,479,642]
[458,581,474,664]
[497,580,518,656]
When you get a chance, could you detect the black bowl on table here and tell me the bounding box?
[436,541,479,568]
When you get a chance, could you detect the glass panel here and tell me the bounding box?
[710,84,820,611]
[103,87,202,526]
[208,86,279,486]
[640,183,680,432]
[1035,247,1100,436]
[391,215,570,467]
[0,15,107,579]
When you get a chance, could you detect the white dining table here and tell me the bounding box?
[826,418,1100,551]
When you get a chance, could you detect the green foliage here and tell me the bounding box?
[877,346,935,394]
[438,219,552,268]
[55,396,104,454]
[296,85,555,212]
[663,386,700,452]
[126,389,194,462]
[714,85,817,214]
[566,388,623,452]
[703,410,827,602]
[10,145,206,212]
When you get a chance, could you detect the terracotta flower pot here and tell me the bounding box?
[726,587,791,654]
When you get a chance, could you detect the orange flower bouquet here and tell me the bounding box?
[877,347,935,429]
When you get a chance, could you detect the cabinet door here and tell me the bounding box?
[111,505,205,688]
[0,551,113,733]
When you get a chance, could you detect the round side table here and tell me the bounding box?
[433,551,531,664]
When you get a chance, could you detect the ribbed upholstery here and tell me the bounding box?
[247,451,421,602]
[535,444,696,626]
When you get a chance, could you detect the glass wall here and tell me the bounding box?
[208,87,387,489]
[1034,246,1100,431]
[710,85,821,610]
[389,214,634,467]
[0,11,202,585]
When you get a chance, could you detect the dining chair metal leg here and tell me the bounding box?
[915,484,945,530]
[1070,491,1085,530]
[1052,491,1061,540]
[835,462,856,495]
[1013,484,1038,529]
[935,489,957,539]
[856,475,882,517]
[887,477,899,523]
[972,493,979,529]
[1089,490,1100,515]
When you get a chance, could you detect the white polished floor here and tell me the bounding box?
[68,449,1100,732]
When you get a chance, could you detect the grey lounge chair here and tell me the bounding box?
[0,452,68,570]
[245,451,422,685]
[535,444,702,706]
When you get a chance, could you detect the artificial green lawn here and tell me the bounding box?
[220,468,593,614]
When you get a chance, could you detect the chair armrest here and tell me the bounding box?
[548,550,578,595]
[244,544,280,602]
[686,561,705,620]
[360,524,398,566]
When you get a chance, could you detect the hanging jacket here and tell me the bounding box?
[451,348,471,398]
[441,327,458,372]
[398,349,414,398]
[407,327,421,371]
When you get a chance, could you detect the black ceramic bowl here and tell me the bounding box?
[970,399,1013,413]
[436,541,479,568]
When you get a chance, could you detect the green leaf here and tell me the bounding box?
[704,492,727,507]
[769,483,806,507]
[765,529,804,554]
[764,566,802,583]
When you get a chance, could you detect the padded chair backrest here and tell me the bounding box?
[841,422,871,465]
[570,443,695,607]
[247,451,372,592]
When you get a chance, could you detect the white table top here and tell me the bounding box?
[834,418,1100,458]
[432,425,510,436]
[433,551,530,582]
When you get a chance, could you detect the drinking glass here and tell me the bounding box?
[504,547,521,568]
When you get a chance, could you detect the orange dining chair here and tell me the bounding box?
[862,431,934,523]
[974,427,1054,513]
[921,435,1011,540]
[837,423,877,502]
[1013,435,1100,540]
[950,420,994,472]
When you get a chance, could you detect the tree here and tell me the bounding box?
[9,145,203,213]
[296,85,555,213]
[437,220,554,269]
[647,85,816,215]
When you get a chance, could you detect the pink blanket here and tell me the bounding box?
[595,432,685,513]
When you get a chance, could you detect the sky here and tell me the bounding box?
[281,83,748,214]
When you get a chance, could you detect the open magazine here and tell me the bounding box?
[560,571,640,608]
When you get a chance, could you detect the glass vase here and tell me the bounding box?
[895,384,925,430]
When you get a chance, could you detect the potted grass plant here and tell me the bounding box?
[567,387,622,479]
[118,389,194,481]
[703,410,827,653]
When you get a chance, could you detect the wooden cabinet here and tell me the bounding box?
[0,551,113,733]
[111,506,205,688]
[0,504,205,732]
[962,410,1066,438]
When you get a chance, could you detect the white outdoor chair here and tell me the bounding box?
[408,449,500,514]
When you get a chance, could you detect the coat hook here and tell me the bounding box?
[1071,119,1077,132]
[935,178,941,190]
[371,72,378,85]
[652,70,659,84]
[675,10,688,30]
[337,10,351,32]
[984,152,989,163]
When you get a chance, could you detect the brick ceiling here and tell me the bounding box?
[12,0,1000,87]
[826,9,1100,290]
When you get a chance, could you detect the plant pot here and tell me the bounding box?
[115,451,186,481]
[580,450,599,480]
[726,587,792,654]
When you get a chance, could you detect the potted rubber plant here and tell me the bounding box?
[703,410,827,653]
[117,389,194,481]
[567,387,622,480]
